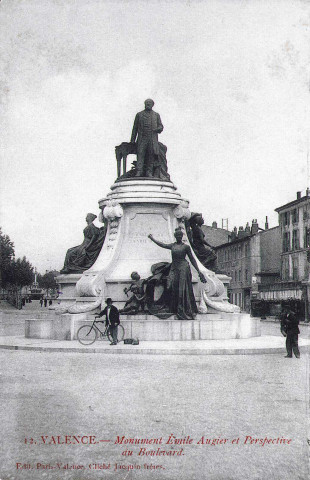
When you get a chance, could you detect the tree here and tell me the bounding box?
[0,228,34,289]
[0,228,35,309]
[37,271,58,296]
[0,227,15,288]
[14,257,35,288]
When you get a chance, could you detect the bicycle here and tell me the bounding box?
[77,318,125,345]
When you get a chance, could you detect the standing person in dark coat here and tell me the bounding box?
[282,308,300,358]
[40,298,43,307]
[97,298,120,345]
[130,99,164,178]
[44,298,47,308]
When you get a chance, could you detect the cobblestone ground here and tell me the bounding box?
[1,346,309,480]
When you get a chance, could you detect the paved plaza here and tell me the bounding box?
[0,304,309,480]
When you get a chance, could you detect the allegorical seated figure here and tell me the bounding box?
[60,213,106,274]
[187,213,217,271]
[148,228,206,320]
[119,272,146,314]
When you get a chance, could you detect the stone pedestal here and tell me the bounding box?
[56,178,234,315]
[37,176,263,345]
[25,313,260,341]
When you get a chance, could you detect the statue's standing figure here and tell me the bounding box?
[130,99,164,177]
[148,229,206,320]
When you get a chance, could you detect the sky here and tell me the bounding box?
[1,0,310,273]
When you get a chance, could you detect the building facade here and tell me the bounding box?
[275,191,310,285]
[215,220,281,313]
[202,221,231,247]
[259,190,310,320]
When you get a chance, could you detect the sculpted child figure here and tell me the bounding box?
[119,272,146,314]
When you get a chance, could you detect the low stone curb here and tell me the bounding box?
[1,336,310,356]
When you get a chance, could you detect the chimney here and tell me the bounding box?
[307,188,310,197]
[231,226,237,241]
[238,226,246,238]
[245,222,251,235]
[297,191,301,200]
[212,221,217,229]
[251,219,259,235]
[265,216,269,230]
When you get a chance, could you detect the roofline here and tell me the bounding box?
[215,225,280,249]
[215,235,253,249]
[275,195,309,213]
[259,226,280,233]
[201,225,231,234]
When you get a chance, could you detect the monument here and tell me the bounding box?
[26,99,261,341]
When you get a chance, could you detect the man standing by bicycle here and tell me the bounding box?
[97,298,120,345]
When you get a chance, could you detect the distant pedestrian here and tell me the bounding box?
[44,298,47,308]
[40,298,43,307]
[49,299,52,306]
[96,298,120,345]
[22,297,26,307]
[281,308,300,358]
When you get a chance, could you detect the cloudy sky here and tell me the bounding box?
[1,0,309,272]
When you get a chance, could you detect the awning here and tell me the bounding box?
[259,289,302,301]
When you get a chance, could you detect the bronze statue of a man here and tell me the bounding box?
[130,99,163,177]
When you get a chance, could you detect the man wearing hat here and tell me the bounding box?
[130,99,164,177]
[97,298,120,345]
[281,307,300,358]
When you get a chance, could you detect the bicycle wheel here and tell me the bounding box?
[77,325,97,345]
[107,324,125,343]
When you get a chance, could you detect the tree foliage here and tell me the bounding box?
[37,271,57,294]
[14,257,35,288]
[0,228,34,289]
[0,227,15,288]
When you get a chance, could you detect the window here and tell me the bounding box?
[292,258,299,281]
[283,232,290,252]
[292,208,299,224]
[304,227,310,248]
[238,270,241,281]
[283,211,290,226]
[282,257,289,280]
[292,230,299,250]
[245,269,248,281]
